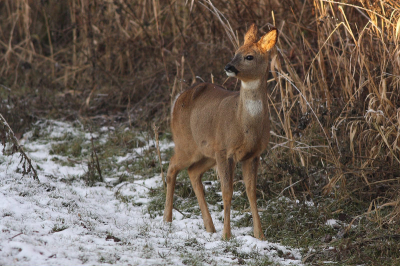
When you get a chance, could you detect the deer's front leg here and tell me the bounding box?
[242,157,265,240]
[216,152,235,240]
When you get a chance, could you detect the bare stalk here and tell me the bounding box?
[153,123,166,192]
[0,113,38,180]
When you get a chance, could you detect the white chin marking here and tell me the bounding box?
[226,71,236,77]
[241,79,260,90]
[245,99,263,117]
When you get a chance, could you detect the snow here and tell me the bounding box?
[325,219,339,227]
[0,121,303,265]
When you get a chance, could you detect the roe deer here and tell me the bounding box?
[163,24,278,240]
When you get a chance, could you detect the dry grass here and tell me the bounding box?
[1,0,400,256]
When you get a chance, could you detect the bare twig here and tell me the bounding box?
[153,123,166,192]
[0,113,38,180]
[90,134,103,182]
[9,232,23,240]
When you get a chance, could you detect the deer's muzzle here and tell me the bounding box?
[224,64,239,76]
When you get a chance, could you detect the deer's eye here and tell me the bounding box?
[245,55,254,61]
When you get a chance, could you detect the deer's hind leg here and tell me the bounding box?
[188,157,216,233]
[163,153,191,222]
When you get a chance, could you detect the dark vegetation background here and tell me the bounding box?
[1,0,400,264]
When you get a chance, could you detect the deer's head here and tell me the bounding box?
[225,25,278,82]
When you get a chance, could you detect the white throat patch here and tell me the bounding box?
[241,79,261,90]
[245,99,263,117]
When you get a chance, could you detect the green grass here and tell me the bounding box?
[42,123,163,185]
[52,224,69,233]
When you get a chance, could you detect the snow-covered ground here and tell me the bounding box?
[0,121,303,266]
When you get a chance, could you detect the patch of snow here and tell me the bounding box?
[325,219,339,227]
[0,120,304,265]
[305,200,314,207]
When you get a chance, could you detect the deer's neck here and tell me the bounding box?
[238,77,268,120]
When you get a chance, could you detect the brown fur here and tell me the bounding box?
[163,25,278,240]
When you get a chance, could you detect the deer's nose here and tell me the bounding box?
[224,64,239,75]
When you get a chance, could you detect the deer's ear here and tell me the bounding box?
[257,28,278,53]
[244,24,258,45]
